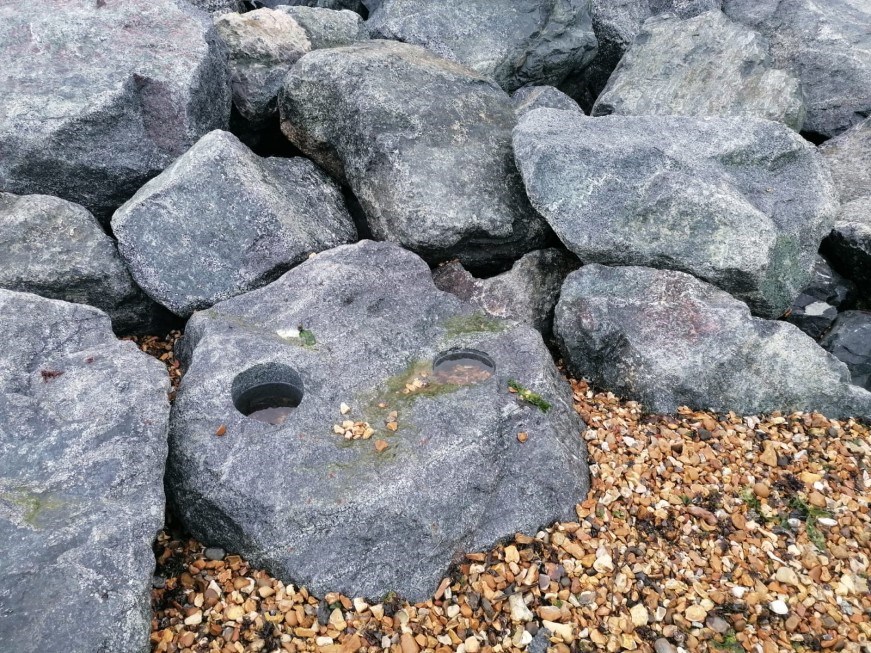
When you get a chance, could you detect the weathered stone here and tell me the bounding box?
[785,256,856,340]
[170,240,589,601]
[276,5,368,49]
[368,0,598,92]
[512,86,583,118]
[821,311,871,391]
[433,249,579,335]
[819,116,871,204]
[186,0,243,13]
[0,193,169,334]
[592,11,805,130]
[0,0,231,223]
[0,290,170,653]
[513,109,838,318]
[112,130,356,318]
[822,198,871,288]
[270,0,367,13]
[215,9,311,128]
[723,0,871,139]
[279,40,548,268]
[555,264,871,417]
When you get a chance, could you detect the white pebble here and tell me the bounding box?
[769,599,789,615]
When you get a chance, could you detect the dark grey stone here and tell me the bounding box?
[555,264,871,417]
[592,11,805,130]
[723,0,871,139]
[432,249,579,335]
[279,40,548,269]
[186,0,243,13]
[0,0,231,223]
[821,311,871,391]
[785,256,856,340]
[276,5,369,49]
[822,198,871,289]
[169,240,589,602]
[819,116,871,204]
[513,109,839,318]
[512,86,584,118]
[528,630,551,653]
[0,290,170,653]
[112,130,356,318]
[271,0,367,13]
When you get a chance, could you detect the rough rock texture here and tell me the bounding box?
[555,264,871,417]
[822,198,871,288]
[433,249,579,335]
[112,130,356,318]
[785,255,856,340]
[276,6,368,49]
[0,193,167,334]
[592,11,805,130]
[819,116,871,204]
[512,86,583,117]
[0,290,170,653]
[170,240,588,601]
[186,0,243,13]
[0,0,231,223]
[279,41,548,268]
[215,9,311,128]
[271,0,367,13]
[368,0,598,92]
[723,0,871,139]
[513,109,839,318]
[821,311,871,391]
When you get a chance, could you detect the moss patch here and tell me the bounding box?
[1,488,64,527]
[508,380,552,413]
[442,313,507,338]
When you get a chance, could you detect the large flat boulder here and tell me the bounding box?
[819,116,871,204]
[723,0,871,139]
[113,130,356,318]
[368,0,598,92]
[822,198,871,288]
[554,264,871,418]
[0,290,170,653]
[513,109,839,318]
[279,40,548,268]
[169,240,588,601]
[0,0,231,223]
[592,11,805,130]
[276,6,369,49]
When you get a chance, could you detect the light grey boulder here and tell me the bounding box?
[279,40,548,269]
[821,311,871,391]
[723,0,871,139]
[592,11,805,131]
[186,0,243,13]
[513,109,839,318]
[367,0,598,93]
[785,255,856,340]
[555,264,871,417]
[169,240,588,601]
[0,290,170,653]
[512,85,584,118]
[819,116,871,204]
[276,5,368,48]
[0,193,171,335]
[0,0,231,223]
[112,130,356,318]
[822,198,871,288]
[433,249,579,335]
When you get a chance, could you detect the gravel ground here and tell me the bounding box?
[133,334,871,653]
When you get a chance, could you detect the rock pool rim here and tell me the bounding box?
[432,348,496,385]
[232,363,304,424]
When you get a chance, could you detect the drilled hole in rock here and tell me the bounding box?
[232,363,304,425]
[432,348,495,386]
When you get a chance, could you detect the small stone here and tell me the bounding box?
[464,636,480,653]
[214,424,227,437]
[808,491,827,508]
[517,431,529,443]
[509,593,534,622]
[630,603,649,627]
[374,439,389,452]
[184,610,203,626]
[400,632,420,653]
[204,547,225,561]
[761,444,778,467]
[753,482,770,499]
[542,620,574,643]
[340,403,351,414]
[685,605,708,622]
[769,599,789,615]
[706,615,730,634]
[775,567,800,587]
[654,639,677,653]
[329,607,347,631]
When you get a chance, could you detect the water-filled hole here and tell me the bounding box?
[432,348,495,386]
[232,363,304,425]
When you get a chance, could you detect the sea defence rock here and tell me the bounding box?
[513,109,839,318]
[276,5,369,49]
[512,86,584,118]
[0,0,231,222]
[279,40,548,268]
[169,240,589,601]
[785,256,855,341]
[367,0,598,92]
[819,116,871,204]
[554,264,871,418]
[592,11,805,130]
[0,290,170,653]
[821,311,871,391]
[822,198,871,289]
[113,130,356,318]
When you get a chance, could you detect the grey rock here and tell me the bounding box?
[113,130,356,318]
[279,40,548,268]
[169,240,589,601]
[785,255,856,340]
[723,0,871,139]
[368,0,598,92]
[555,264,871,418]
[528,630,551,653]
[512,86,584,118]
[0,0,231,223]
[0,290,170,653]
[204,547,226,561]
[276,5,369,49]
[819,116,871,204]
[186,0,244,13]
[822,198,871,288]
[272,0,367,13]
[0,193,168,335]
[654,639,678,653]
[821,311,871,391]
[215,9,311,128]
[513,109,839,318]
[432,249,579,335]
[592,11,805,131]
